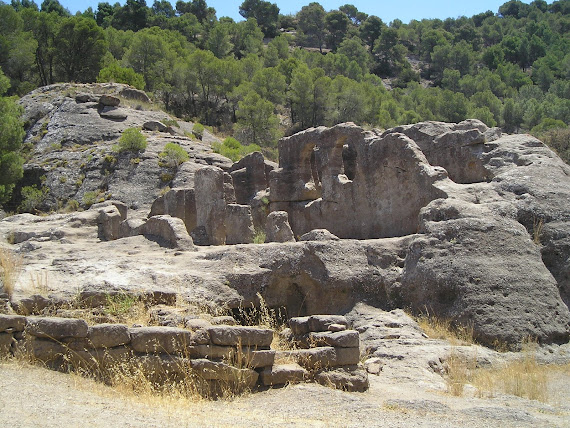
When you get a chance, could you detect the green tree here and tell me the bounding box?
[0,4,37,94]
[339,4,367,25]
[207,22,233,58]
[359,15,384,52]
[55,16,108,82]
[0,69,24,204]
[112,0,148,31]
[325,10,350,51]
[40,0,69,16]
[252,67,286,105]
[236,91,281,146]
[337,36,370,73]
[297,2,327,52]
[239,0,279,38]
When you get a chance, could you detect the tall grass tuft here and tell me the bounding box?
[0,247,22,300]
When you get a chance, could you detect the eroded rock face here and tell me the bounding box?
[270,123,448,239]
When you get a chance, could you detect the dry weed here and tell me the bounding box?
[416,313,475,346]
[30,271,49,295]
[0,247,22,299]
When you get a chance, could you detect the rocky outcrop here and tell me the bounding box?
[2,118,570,348]
[11,83,222,213]
[270,123,447,239]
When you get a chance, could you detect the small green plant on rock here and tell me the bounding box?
[116,128,147,153]
[192,122,204,140]
[159,143,189,168]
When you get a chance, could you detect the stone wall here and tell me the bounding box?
[0,314,368,393]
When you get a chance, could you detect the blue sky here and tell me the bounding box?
[59,0,519,24]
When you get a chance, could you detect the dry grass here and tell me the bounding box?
[416,314,475,346]
[444,339,568,403]
[0,247,22,299]
[30,271,50,295]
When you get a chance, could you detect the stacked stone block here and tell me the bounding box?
[260,315,369,392]
[0,314,369,392]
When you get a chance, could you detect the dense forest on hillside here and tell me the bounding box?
[0,0,569,203]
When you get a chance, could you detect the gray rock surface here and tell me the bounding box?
[265,211,295,242]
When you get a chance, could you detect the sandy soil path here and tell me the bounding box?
[1,361,569,428]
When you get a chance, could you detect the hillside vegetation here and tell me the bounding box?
[0,0,569,205]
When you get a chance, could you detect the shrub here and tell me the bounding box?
[192,123,204,140]
[97,62,145,90]
[212,137,262,162]
[117,128,147,152]
[19,185,47,213]
[533,126,570,165]
[0,247,21,300]
[159,143,189,168]
[82,191,100,207]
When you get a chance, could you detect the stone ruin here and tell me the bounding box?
[91,119,570,348]
[0,313,368,393]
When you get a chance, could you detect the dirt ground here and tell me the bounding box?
[1,360,569,428]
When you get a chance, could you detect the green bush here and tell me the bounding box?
[97,62,145,90]
[159,143,189,168]
[192,123,204,140]
[19,185,46,213]
[117,128,147,152]
[82,191,100,208]
[212,137,262,162]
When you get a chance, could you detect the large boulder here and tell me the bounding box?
[140,215,195,250]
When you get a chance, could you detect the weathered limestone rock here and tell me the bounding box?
[75,93,98,103]
[270,123,447,239]
[289,316,310,335]
[223,172,236,204]
[383,120,498,184]
[265,211,295,242]
[133,354,191,378]
[0,333,14,355]
[143,121,167,132]
[140,215,194,250]
[119,218,144,238]
[13,295,52,315]
[210,316,237,326]
[91,200,128,220]
[334,347,361,366]
[229,152,274,204]
[26,317,88,339]
[99,95,121,107]
[260,363,308,386]
[207,326,273,347]
[308,330,360,348]
[129,326,195,354]
[149,188,196,233]
[190,359,259,387]
[119,87,150,103]
[87,323,130,348]
[225,204,255,245]
[0,314,26,332]
[315,367,369,392]
[22,338,66,363]
[99,106,128,120]
[195,166,226,245]
[290,347,337,369]
[299,229,340,241]
[97,205,122,241]
[308,315,349,332]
